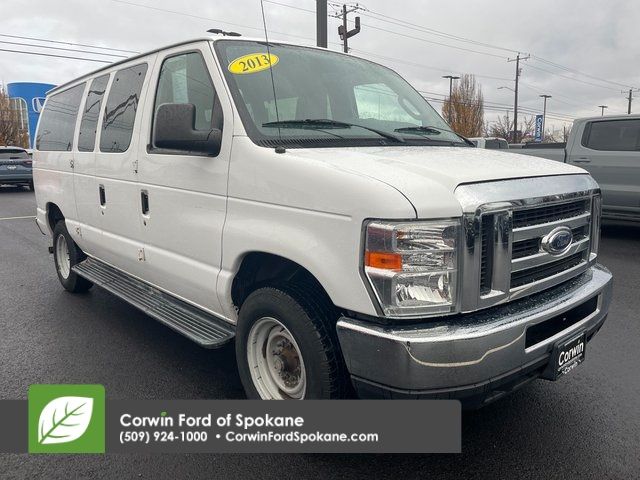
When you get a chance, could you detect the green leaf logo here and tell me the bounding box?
[37,396,94,445]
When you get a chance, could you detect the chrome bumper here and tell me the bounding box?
[337,264,612,399]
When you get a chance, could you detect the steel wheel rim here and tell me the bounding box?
[55,234,71,279]
[247,317,306,399]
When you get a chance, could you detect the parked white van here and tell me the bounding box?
[34,36,612,406]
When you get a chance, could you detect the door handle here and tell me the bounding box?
[573,157,591,163]
[140,190,150,215]
[99,185,106,206]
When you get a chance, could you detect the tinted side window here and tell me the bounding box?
[78,74,110,152]
[154,52,219,133]
[485,139,499,149]
[585,119,640,151]
[36,83,85,151]
[100,63,148,153]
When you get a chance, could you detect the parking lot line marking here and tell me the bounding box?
[0,215,36,221]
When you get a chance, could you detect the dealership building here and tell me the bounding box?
[7,82,55,148]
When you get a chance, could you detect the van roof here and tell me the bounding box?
[574,113,640,122]
[47,36,351,96]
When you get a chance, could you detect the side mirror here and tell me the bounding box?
[153,103,221,155]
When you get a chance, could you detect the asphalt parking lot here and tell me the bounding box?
[1,186,638,479]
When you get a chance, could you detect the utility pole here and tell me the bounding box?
[623,89,639,114]
[334,4,362,53]
[316,0,327,48]
[598,105,608,116]
[442,75,460,100]
[540,94,552,141]
[507,53,530,143]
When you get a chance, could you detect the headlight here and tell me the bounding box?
[363,219,460,317]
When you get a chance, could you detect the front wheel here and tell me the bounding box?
[52,221,93,293]
[236,285,349,399]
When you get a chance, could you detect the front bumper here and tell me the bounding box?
[337,264,612,407]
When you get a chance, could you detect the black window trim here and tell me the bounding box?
[99,62,149,154]
[147,48,223,158]
[581,118,640,152]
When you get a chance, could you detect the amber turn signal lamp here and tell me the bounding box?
[365,251,403,270]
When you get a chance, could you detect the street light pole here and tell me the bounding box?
[598,105,608,116]
[540,94,552,141]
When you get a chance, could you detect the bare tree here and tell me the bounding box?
[487,113,512,139]
[519,116,536,142]
[442,74,484,137]
[0,86,28,147]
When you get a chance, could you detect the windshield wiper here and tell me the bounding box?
[263,119,404,143]
[395,125,473,146]
[394,126,442,135]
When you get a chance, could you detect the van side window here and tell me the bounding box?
[153,51,222,137]
[35,83,85,151]
[78,74,110,152]
[584,119,640,151]
[100,63,148,153]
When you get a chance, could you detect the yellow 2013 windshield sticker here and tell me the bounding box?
[228,53,279,74]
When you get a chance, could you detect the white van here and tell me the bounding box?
[34,36,612,406]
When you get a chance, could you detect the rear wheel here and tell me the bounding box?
[27,180,34,191]
[236,284,349,400]
[52,221,93,293]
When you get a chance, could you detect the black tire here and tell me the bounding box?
[52,221,93,293]
[236,284,350,399]
[28,180,34,191]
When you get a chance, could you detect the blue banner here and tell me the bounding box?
[534,114,544,142]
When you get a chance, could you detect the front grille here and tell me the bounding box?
[479,215,493,294]
[512,200,589,228]
[512,237,540,259]
[511,252,584,288]
[457,176,598,312]
[477,196,592,304]
[511,226,589,260]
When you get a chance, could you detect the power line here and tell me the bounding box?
[419,90,574,120]
[323,1,638,92]
[531,55,636,90]
[111,0,335,46]
[353,5,639,90]
[0,33,139,54]
[0,40,128,58]
[265,0,509,59]
[525,63,621,92]
[349,48,512,81]
[0,47,111,63]
[360,9,518,54]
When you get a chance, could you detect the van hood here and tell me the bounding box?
[291,146,585,218]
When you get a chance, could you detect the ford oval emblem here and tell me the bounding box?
[542,226,573,255]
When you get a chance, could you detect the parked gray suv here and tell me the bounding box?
[0,146,33,190]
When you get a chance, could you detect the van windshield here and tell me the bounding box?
[215,40,467,148]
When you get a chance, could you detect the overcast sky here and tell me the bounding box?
[2,0,639,133]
